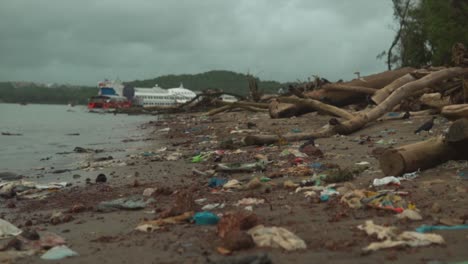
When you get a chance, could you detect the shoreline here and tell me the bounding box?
[2,111,468,263]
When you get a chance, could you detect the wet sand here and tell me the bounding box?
[5,111,468,263]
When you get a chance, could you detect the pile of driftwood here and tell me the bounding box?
[207,43,468,176]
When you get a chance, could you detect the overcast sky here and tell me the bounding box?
[0,0,395,85]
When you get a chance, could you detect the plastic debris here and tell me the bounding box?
[235,198,265,207]
[142,188,157,197]
[396,209,423,221]
[283,180,299,189]
[373,176,401,187]
[260,177,271,182]
[400,170,420,180]
[194,212,220,225]
[166,152,182,161]
[216,161,267,172]
[320,195,329,202]
[96,196,146,212]
[355,161,370,166]
[202,203,225,211]
[41,245,78,260]
[194,198,207,205]
[415,224,468,233]
[135,211,194,232]
[342,190,413,213]
[0,219,22,238]
[376,139,397,145]
[319,188,339,202]
[309,162,323,170]
[223,179,242,189]
[247,225,307,251]
[191,154,205,163]
[208,178,228,188]
[458,169,468,180]
[245,178,262,190]
[358,220,444,252]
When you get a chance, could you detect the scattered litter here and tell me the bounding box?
[135,211,194,232]
[223,180,242,189]
[41,245,78,260]
[245,178,262,190]
[283,180,299,189]
[373,176,401,187]
[166,152,182,161]
[396,209,423,221]
[194,212,220,225]
[355,161,370,166]
[192,153,211,163]
[194,198,207,205]
[358,220,444,252]
[209,178,228,188]
[235,198,265,207]
[96,196,146,212]
[202,203,225,211]
[341,190,413,213]
[247,225,307,251]
[142,188,157,197]
[415,224,468,233]
[0,219,22,238]
[216,161,267,172]
[376,139,397,145]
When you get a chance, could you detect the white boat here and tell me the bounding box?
[132,84,197,107]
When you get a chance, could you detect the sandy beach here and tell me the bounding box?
[2,110,468,263]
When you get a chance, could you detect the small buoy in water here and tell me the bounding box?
[95,173,107,183]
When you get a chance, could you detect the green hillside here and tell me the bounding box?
[125,70,283,95]
[0,82,97,105]
[0,70,284,105]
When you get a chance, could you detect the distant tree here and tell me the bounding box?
[379,0,468,68]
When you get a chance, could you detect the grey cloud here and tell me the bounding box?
[0,0,395,85]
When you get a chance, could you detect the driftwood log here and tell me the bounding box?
[371,73,416,105]
[207,101,269,116]
[419,93,451,109]
[242,127,334,146]
[441,104,468,119]
[244,67,468,146]
[379,118,468,176]
[269,97,354,119]
[334,67,468,135]
[322,84,377,95]
[305,67,415,106]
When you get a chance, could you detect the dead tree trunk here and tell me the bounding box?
[420,93,451,109]
[334,67,468,135]
[379,136,457,176]
[242,128,334,146]
[248,77,261,102]
[442,104,468,119]
[371,73,416,104]
[304,67,415,106]
[271,97,354,120]
[379,118,468,176]
[322,84,377,95]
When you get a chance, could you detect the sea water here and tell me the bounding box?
[0,103,155,181]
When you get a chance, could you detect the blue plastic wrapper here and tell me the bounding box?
[193,212,220,225]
